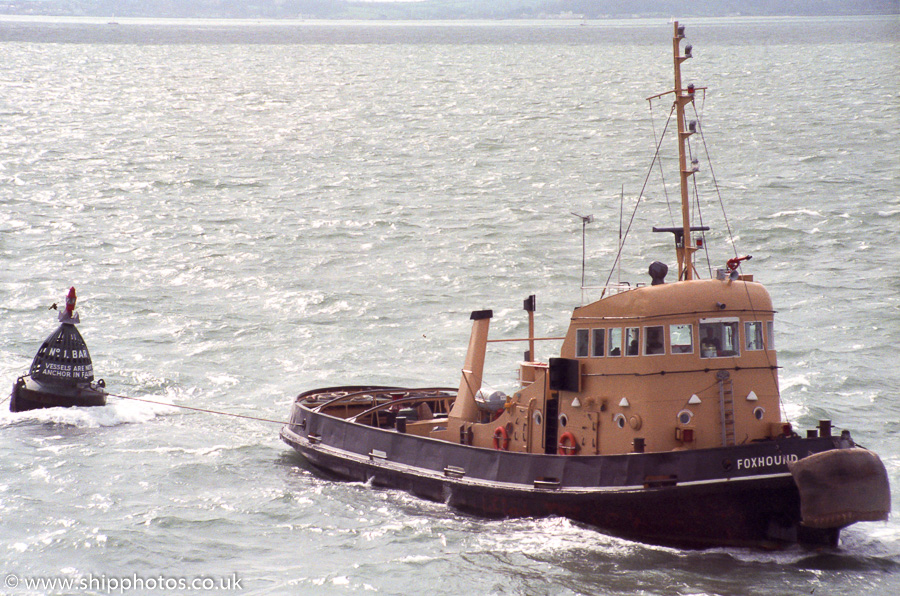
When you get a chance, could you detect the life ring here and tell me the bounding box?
[558,431,579,455]
[492,426,510,451]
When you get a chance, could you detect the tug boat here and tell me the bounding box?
[10,287,107,412]
[281,23,890,549]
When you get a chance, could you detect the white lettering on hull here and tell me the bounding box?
[736,454,799,470]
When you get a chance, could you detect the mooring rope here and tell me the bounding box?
[4,370,289,424]
[107,392,289,425]
[2,386,290,425]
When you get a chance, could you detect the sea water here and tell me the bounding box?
[0,16,898,595]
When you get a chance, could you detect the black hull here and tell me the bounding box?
[280,391,857,549]
[284,428,840,549]
[10,377,107,413]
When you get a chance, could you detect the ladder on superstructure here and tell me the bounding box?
[717,370,736,446]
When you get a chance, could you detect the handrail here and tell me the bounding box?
[581,283,639,305]
[348,391,457,424]
[309,387,456,414]
[487,336,564,344]
[308,387,406,413]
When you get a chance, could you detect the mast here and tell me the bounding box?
[673,21,698,281]
[649,22,707,280]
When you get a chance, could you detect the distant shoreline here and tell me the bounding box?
[2,0,896,21]
[3,14,895,46]
[1,14,897,26]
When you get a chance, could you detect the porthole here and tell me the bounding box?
[559,413,568,428]
[677,409,693,425]
[753,406,765,421]
[614,413,626,429]
[533,411,543,426]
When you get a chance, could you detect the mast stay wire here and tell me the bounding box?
[695,90,713,273]
[685,122,713,277]
[603,102,676,291]
[691,100,739,262]
[648,98,677,227]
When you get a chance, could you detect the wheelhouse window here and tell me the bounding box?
[669,324,694,354]
[575,328,589,358]
[745,321,764,351]
[608,328,622,356]
[625,327,640,356]
[699,318,741,358]
[766,321,775,350]
[591,328,605,357]
[644,326,665,355]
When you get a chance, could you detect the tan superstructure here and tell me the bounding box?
[434,276,785,456]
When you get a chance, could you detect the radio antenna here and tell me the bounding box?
[571,212,594,297]
[618,185,624,284]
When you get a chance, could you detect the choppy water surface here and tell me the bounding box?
[1,16,898,595]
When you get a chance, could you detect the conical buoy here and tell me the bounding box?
[10,287,108,412]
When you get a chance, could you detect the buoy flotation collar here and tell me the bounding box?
[492,426,510,450]
[558,431,579,455]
